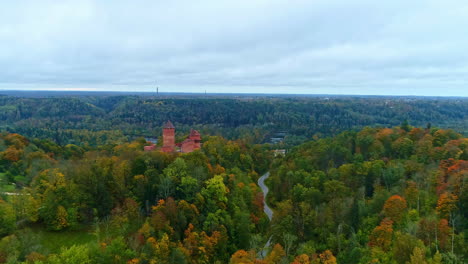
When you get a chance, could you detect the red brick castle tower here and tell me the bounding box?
[162,120,175,152]
[189,129,201,150]
[180,129,202,153]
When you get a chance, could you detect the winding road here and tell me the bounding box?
[258,172,273,258]
[258,172,273,221]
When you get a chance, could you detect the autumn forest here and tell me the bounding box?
[0,94,467,263]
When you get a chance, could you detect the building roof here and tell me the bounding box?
[182,138,193,144]
[190,129,200,137]
[163,120,175,129]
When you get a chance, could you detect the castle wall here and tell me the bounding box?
[162,127,175,152]
[144,144,156,152]
[181,140,195,153]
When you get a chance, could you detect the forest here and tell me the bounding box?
[0,124,466,263]
[0,94,467,263]
[0,95,467,147]
[0,131,273,263]
[266,125,467,263]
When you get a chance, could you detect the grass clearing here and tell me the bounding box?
[0,172,17,193]
[25,224,96,254]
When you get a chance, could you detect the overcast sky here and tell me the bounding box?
[1,0,468,96]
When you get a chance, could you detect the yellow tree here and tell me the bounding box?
[182,223,220,264]
[265,244,286,264]
[406,247,427,264]
[2,146,22,162]
[430,251,442,264]
[53,205,69,230]
[319,250,336,264]
[230,250,256,264]
[291,254,310,264]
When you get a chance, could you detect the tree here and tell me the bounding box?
[282,233,297,257]
[0,235,20,263]
[323,180,349,201]
[0,199,15,236]
[233,210,252,249]
[164,158,188,181]
[53,205,69,230]
[102,236,136,263]
[319,250,337,264]
[437,219,450,251]
[159,175,174,199]
[405,181,419,210]
[48,245,92,264]
[435,192,458,254]
[170,247,188,264]
[33,169,75,230]
[292,254,310,264]
[153,233,172,264]
[393,232,425,264]
[25,252,47,263]
[265,244,286,264]
[369,218,393,250]
[401,120,411,132]
[383,195,407,223]
[392,137,414,158]
[406,247,427,264]
[436,193,458,219]
[429,251,442,264]
[230,250,255,264]
[201,175,228,213]
[182,223,221,263]
[2,146,22,162]
[416,217,437,247]
[177,176,199,202]
[10,193,40,222]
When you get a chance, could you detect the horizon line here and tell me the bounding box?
[0,89,467,98]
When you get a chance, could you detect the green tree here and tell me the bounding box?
[393,232,425,264]
[177,176,199,202]
[48,244,92,264]
[0,199,15,236]
[201,175,228,213]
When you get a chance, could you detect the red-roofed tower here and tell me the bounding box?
[162,121,175,152]
[189,129,201,150]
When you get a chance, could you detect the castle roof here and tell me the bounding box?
[163,120,175,129]
[190,129,200,137]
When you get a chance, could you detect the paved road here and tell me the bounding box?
[258,172,273,257]
[0,192,22,196]
[258,172,273,220]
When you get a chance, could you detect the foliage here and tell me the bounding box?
[267,126,467,263]
[0,119,466,263]
[1,96,467,148]
[0,131,271,263]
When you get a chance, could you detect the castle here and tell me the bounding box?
[144,121,201,153]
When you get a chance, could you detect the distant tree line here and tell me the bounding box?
[0,96,467,147]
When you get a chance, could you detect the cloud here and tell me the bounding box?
[1,0,468,96]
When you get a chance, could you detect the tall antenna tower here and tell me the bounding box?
[155,82,159,97]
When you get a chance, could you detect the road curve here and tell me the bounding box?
[258,172,273,221]
[258,172,273,257]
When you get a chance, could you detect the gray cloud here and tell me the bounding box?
[1,0,468,96]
